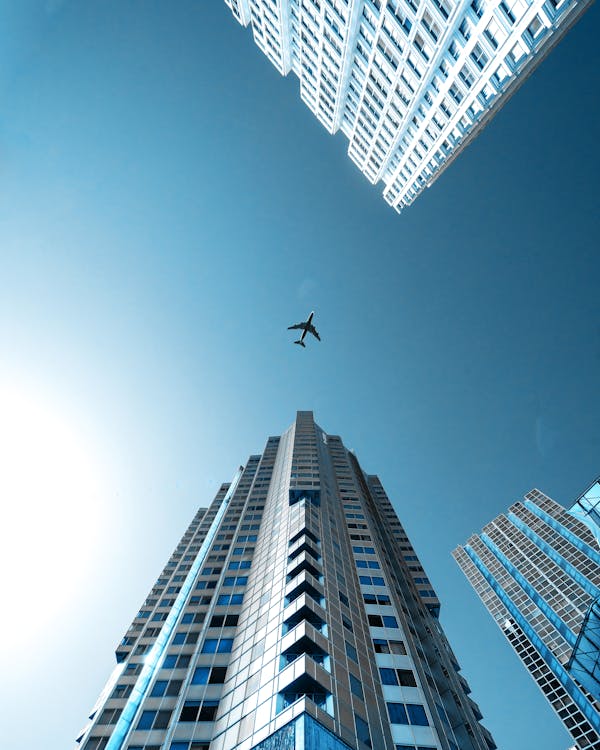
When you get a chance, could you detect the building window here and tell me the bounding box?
[470,43,488,70]
[191,667,210,685]
[84,739,108,750]
[209,614,239,628]
[359,575,385,586]
[228,560,251,570]
[350,673,364,699]
[179,700,219,722]
[387,703,430,726]
[97,708,121,725]
[111,684,133,699]
[356,559,380,569]
[355,713,372,748]
[222,576,248,587]
[380,667,398,685]
[151,680,168,697]
[387,703,409,725]
[216,593,244,605]
[346,641,358,662]
[278,675,332,715]
[135,709,172,730]
[201,637,233,654]
[398,669,417,687]
[210,666,228,683]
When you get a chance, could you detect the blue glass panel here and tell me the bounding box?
[289,489,321,507]
[201,639,218,654]
[349,674,363,699]
[301,714,353,750]
[354,713,371,748]
[388,702,409,724]
[569,480,600,546]
[380,667,398,685]
[567,596,600,702]
[250,720,295,750]
[406,704,429,726]
[150,680,167,697]
[345,641,358,662]
[191,667,209,685]
[135,710,155,730]
[250,713,353,750]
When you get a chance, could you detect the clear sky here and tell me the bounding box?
[1,2,598,749]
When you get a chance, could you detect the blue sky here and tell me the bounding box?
[0,2,599,749]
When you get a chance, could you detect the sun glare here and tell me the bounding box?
[0,384,106,653]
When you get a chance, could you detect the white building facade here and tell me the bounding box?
[223,0,592,211]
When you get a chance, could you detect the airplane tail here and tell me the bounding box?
[294,340,306,348]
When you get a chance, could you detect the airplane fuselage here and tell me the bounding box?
[300,311,314,341]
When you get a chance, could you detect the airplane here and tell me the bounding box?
[287,311,321,348]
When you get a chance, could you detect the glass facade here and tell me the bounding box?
[568,596,600,705]
[223,0,592,212]
[76,412,494,750]
[454,485,600,750]
[249,714,354,750]
[569,479,600,547]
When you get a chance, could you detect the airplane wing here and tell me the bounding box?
[308,324,321,341]
[287,323,306,331]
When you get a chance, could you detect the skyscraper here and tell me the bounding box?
[76,411,494,750]
[454,481,600,750]
[222,0,591,212]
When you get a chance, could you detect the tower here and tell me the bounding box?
[222,0,592,212]
[77,411,494,750]
[454,481,600,750]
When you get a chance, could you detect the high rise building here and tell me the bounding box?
[222,0,591,212]
[76,411,495,750]
[454,480,600,750]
